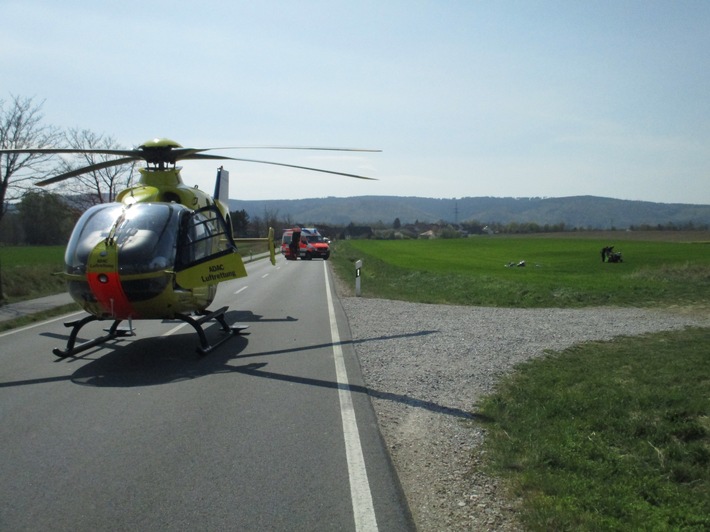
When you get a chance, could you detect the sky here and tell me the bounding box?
[2,0,709,204]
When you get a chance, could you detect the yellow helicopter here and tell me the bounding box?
[2,138,378,356]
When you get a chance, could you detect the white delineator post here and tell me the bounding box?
[355,259,362,297]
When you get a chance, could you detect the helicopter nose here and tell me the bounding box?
[86,243,136,319]
[87,270,136,319]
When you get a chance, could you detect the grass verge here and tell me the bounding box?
[474,327,710,530]
[0,304,82,333]
[0,246,66,302]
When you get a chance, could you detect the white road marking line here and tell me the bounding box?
[323,261,378,531]
[0,311,85,338]
[162,322,188,336]
[234,286,248,295]
[261,274,269,279]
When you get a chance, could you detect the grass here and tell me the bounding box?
[474,328,710,530]
[331,236,710,308]
[0,246,67,301]
[331,233,710,529]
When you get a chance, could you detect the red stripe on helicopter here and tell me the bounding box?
[87,272,137,320]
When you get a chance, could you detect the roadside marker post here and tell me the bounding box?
[355,259,362,297]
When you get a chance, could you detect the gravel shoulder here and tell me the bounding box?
[338,296,710,531]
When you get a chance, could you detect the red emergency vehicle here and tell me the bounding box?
[281,227,330,260]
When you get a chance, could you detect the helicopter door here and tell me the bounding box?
[174,206,247,289]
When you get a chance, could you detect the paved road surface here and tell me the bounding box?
[0,256,413,531]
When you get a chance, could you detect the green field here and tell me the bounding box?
[0,245,67,300]
[331,234,710,308]
[332,233,709,530]
[0,245,66,268]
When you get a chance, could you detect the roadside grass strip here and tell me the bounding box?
[475,327,710,530]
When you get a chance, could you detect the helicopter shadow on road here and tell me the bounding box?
[225,309,298,323]
[227,361,480,421]
[65,310,293,388]
[68,333,247,388]
[225,328,481,421]
[24,309,292,389]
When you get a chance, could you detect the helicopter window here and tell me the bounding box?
[176,205,236,270]
[64,203,124,274]
[114,204,183,274]
[65,202,185,275]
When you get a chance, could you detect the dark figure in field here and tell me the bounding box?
[608,250,623,263]
[601,246,615,262]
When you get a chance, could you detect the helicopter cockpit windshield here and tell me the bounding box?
[66,202,237,278]
[65,203,184,275]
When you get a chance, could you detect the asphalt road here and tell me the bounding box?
[0,256,413,531]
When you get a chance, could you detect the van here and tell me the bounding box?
[281,227,330,260]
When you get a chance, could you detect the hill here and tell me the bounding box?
[228,195,710,229]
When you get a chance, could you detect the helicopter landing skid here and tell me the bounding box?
[175,306,248,356]
[53,316,127,358]
[52,308,244,358]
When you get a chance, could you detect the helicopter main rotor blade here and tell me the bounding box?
[4,140,381,184]
[0,146,381,157]
[211,156,378,180]
[203,146,382,153]
[182,154,248,161]
[174,146,381,163]
[36,156,139,186]
[0,147,141,158]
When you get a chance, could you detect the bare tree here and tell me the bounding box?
[249,215,264,238]
[58,128,135,209]
[263,208,280,232]
[0,95,62,222]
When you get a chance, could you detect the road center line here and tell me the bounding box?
[323,261,378,531]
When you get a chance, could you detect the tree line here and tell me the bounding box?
[3,94,706,246]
